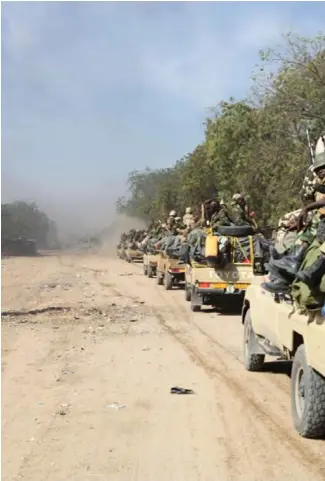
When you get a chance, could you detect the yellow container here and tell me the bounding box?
[205,234,218,257]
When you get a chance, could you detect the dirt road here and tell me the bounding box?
[2,253,325,481]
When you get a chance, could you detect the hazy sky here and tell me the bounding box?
[2,1,325,232]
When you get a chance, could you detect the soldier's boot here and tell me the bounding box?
[295,254,325,288]
[270,244,308,278]
[262,278,291,294]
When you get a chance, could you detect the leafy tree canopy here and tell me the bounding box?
[117,33,325,227]
[2,201,58,248]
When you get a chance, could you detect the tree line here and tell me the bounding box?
[2,201,59,249]
[116,32,325,228]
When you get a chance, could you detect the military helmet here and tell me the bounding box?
[185,207,192,214]
[232,193,243,201]
[169,210,176,217]
[312,152,325,172]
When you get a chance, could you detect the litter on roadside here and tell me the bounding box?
[170,386,195,395]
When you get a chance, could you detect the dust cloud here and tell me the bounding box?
[98,214,147,255]
[2,171,145,250]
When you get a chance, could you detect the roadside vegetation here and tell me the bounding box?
[116,33,325,227]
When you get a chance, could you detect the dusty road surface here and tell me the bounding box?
[2,252,325,481]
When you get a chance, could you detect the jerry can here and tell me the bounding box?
[205,234,218,258]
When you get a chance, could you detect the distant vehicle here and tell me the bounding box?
[1,237,37,257]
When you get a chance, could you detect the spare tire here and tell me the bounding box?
[217,225,254,236]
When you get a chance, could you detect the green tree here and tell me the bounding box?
[1,201,57,248]
[116,32,325,229]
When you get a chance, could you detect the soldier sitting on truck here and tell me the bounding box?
[167,210,177,224]
[295,195,325,289]
[210,200,233,230]
[263,152,325,294]
[165,215,184,236]
[229,194,255,227]
[183,207,195,228]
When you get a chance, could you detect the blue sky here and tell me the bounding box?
[2,1,325,231]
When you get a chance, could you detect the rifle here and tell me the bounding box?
[306,128,315,165]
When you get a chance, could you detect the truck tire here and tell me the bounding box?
[156,272,163,285]
[243,310,265,371]
[291,344,325,438]
[190,292,201,312]
[147,265,154,278]
[185,283,191,301]
[217,225,254,237]
[143,264,148,276]
[164,272,173,290]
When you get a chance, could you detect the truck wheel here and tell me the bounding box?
[190,291,201,312]
[185,283,191,301]
[291,344,325,438]
[243,310,265,371]
[147,265,153,278]
[143,265,148,276]
[156,272,163,285]
[164,272,173,290]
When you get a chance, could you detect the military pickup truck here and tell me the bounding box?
[185,260,253,312]
[143,253,159,278]
[185,225,261,312]
[156,252,185,290]
[124,247,143,263]
[242,275,325,438]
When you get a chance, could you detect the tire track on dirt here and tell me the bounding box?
[153,296,325,478]
[113,259,325,478]
[61,255,325,478]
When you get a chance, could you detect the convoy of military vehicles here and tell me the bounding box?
[116,133,325,440]
[117,215,325,439]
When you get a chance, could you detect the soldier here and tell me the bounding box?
[229,194,254,227]
[263,152,325,293]
[295,219,325,289]
[210,200,233,230]
[183,207,195,228]
[165,215,181,236]
[168,210,177,220]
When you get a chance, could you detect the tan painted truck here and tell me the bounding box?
[124,248,143,263]
[242,275,325,438]
[156,252,185,290]
[143,253,159,278]
[185,260,253,312]
[184,225,259,312]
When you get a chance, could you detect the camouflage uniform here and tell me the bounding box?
[300,165,318,205]
[183,213,195,228]
[297,154,325,244]
[210,205,233,229]
[229,201,253,226]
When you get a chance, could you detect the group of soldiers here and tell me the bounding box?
[117,193,256,253]
[149,192,256,238]
[117,142,325,299]
[118,228,147,250]
[263,148,325,295]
